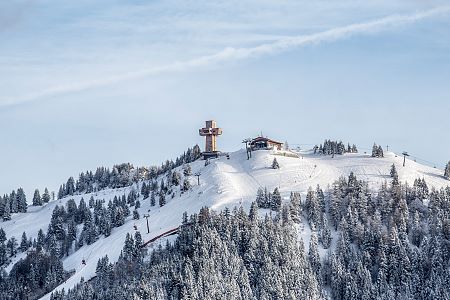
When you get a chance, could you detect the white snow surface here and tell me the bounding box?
[0,148,448,299]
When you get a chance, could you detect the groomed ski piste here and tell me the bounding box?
[1,148,449,299]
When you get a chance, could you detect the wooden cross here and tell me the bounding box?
[199,120,222,153]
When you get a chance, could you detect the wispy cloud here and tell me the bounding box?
[2,5,449,108]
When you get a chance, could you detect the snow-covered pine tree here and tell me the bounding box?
[66,177,76,195]
[444,161,450,179]
[0,228,6,243]
[150,190,156,206]
[10,191,18,213]
[171,171,181,186]
[256,187,265,208]
[378,145,384,157]
[133,210,140,220]
[42,188,51,203]
[271,187,282,212]
[159,192,166,207]
[182,178,191,192]
[372,143,378,157]
[249,201,258,221]
[183,164,192,177]
[289,192,301,223]
[3,198,11,221]
[0,240,7,265]
[20,232,29,252]
[122,233,135,262]
[371,143,384,158]
[390,164,397,178]
[32,189,43,206]
[7,237,18,257]
[36,229,45,252]
[16,188,27,212]
[272,158,280,169]
[140,182,149,199]
[309,231,321,284]
[321,214,331,249]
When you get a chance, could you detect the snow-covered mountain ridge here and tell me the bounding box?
[1,148,448,298]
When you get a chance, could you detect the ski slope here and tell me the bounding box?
[0,148,448,298]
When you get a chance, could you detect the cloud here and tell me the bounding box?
[2,5,449,108]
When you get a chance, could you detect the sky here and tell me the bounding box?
[1,0,449,196]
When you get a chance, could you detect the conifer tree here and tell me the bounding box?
[6,237,18,257]
[32,189,42,206]
[42,188,51,203]
[271,187,282,212]
[16,188,27,212]
[171,171,181,186]
[141,182,149,199]
[289,192,301,223]
[390,164,397,178]
[159,192,166,207]
[182,178,191,192]
[0,228,6,243]
[37,229,45,252]
[20,232,29,252]
[444,161,450,179]
[183,164,192,177]
[391,164,399,186]
[150,191,156,206]
[0,241,7,265]
[256,187,266,208]
[309,232,321,284]
[2,199,11,221]
[66,177,76,195]
[249,201,259,221]
[272,158,280,169]
[372,143,384,158]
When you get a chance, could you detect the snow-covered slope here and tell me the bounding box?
[1,148,448,298]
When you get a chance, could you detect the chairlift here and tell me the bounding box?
[82,258,86,265]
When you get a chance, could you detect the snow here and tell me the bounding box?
[0,148,448,299]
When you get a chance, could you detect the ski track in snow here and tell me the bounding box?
[0,148,448,299]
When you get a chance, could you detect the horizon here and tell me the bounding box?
[1,0,449,197]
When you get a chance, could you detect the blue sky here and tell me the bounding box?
[1,0,449,196]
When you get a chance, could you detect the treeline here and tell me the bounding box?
[1,187,57,222]
[314,140,358,155]
[1,160,196,270]
[0,226,67,299]
[0,188,27,221]
[54,206,321,299]
[54,169,449,299]
[0,250,68,300]
[57,145,201,199]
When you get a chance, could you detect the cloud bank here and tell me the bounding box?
[2,5,449,108]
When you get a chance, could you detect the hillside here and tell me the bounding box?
[0,148,449,299]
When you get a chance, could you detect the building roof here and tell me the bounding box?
[250,136,283,145]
